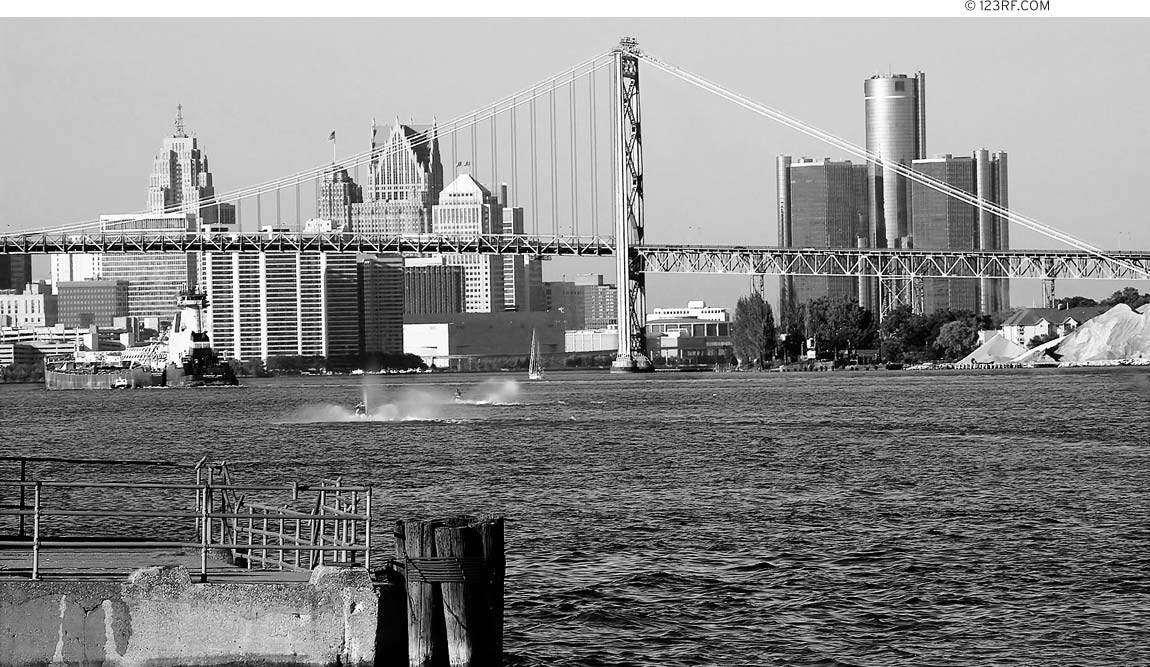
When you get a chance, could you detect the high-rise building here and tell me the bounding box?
[975,149,1010,312]
[777,157,870,310]
[202,229,359,364]
[316,165,362,231]
[865,72,926,251]
[0,255,33,292]
[404,257,465,315]
[910,151,1009,313]
[354,119,443,235]
[359,255,404,358]
[98,213,198,321]
[56,280,129,328]
[493,183,545,312]
[430,174,505,313]
[50,254,101,292]
[146,105,236,227]
[543,274,617,330]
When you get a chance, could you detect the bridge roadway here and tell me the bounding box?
[2,232,1149,280]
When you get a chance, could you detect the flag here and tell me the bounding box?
[328,130,336,142]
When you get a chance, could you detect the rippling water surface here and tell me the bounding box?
[3,369,1149,665]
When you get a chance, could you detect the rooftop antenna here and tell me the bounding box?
[174,104,187,138]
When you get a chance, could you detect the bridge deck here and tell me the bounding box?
[0,546,314,583]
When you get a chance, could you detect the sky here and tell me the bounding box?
[3,12,1149,310]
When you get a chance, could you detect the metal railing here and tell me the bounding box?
[0,457,372,581]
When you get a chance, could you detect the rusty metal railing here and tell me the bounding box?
[0,458,372,581]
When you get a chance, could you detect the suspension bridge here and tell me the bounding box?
[2,38,1148,372]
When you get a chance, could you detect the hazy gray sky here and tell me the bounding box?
[2,17,1148,308]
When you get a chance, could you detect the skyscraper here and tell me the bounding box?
[494,183,545,312]
[50,254,101,291]
[99,213,198,320]
[202,235,359,365]
[316,165,362,231]
[910,151,1009,313]
[359,255,404,358]
[864,72,926,251]
[404,258,465,315]
[777,157,869,310]
[430,174,505,313]
[354,119,443,235]
[543,275,618,330]
[146,105,235,227]
[0,255,32,292]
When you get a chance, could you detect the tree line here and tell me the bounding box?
[730,287,1150,367]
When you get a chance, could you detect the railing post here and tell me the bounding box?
[200,482,210,583]
[18,459,27,539]
[364,486,373,571]
[318,488,326,567]
[31,481,41,580]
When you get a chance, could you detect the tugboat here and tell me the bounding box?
[162,286,238,387]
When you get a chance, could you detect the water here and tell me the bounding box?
[2,369,1149,665]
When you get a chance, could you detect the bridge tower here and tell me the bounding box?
[610,37,653,373]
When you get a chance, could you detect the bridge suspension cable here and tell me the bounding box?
[636,50,1150,281]
[22,52,615,237]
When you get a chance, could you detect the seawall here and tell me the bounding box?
[0,565,380,666]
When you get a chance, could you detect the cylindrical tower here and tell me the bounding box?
[776,155,793,314]
[974,148,996,313]
[992,151,1010,310]
[864,72,925,250]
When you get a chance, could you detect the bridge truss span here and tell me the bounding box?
[0,233,617,258]
[634,245,1150,281]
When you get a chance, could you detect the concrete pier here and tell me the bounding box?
[0,564,380,666]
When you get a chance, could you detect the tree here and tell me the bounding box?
[1054,295,1098,309]
[805,298,877,356]
[934,320,978,359]
[778,297,806,361]
[731,292,776,368]
[880,306,980,362]
[1027,332,1060,349]
[1100,287,1150,309]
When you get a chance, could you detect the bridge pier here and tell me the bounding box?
[610,37,653,373]
[1042,276,1056,309]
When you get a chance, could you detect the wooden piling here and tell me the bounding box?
[396,519,448,667]
[477,515,505,664]
[395,515,504,667]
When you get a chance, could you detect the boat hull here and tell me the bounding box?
[163,362,239,388]
[45,367,154,391]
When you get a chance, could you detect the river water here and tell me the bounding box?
[2,369,1149,665]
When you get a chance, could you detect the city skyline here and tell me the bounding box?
[3,17,1150,309]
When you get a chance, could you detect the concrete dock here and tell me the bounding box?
[0,561,380,666]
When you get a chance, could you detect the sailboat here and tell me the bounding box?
[528,329,545,381]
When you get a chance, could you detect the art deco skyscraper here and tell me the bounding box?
[354,119,444,234]
[146,105,234,227]
[316,166,362,231]
[430,174,505,313]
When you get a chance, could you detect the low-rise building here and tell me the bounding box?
[564,328,619,353]
[644,316,733,362]
[0,283,57,328]
[403,311,569,367]
[999,306,1107,347]
[56,280,129,327]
